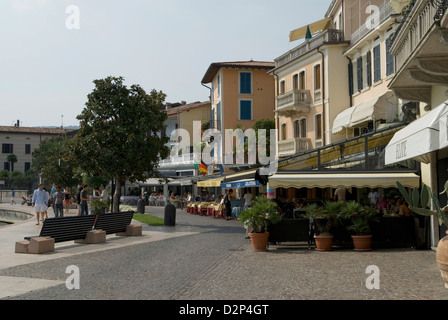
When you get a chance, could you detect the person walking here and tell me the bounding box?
[53,186,65,218]
[100,184,109,213]
[10,189,16,205]
[76,186,83,216]
[80,185,90,216]
[224,189,233,220]
[32,184,49,225]
[243,190,253,209]
[64,187,71,215]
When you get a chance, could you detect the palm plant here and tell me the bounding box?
[238,195,281,233]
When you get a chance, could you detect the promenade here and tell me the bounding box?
[0,202,447,302]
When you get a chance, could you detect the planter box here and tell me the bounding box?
[267,218,312,248]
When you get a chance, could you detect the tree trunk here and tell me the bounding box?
[113,177,121,213]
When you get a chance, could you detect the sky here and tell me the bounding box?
[0,0,330,127]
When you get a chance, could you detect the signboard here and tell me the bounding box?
[221,180,261,189]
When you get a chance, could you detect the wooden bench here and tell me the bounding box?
[25,215,97,243]
[18,211,139,254]
[94,211,140,236]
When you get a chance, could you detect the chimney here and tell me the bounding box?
[15,120,20,127]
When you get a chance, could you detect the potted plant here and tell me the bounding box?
[238,195,282,251]
[340,202,378,251]
[305,201,340,251]
[397,181,448,288]
[90,198,109,215]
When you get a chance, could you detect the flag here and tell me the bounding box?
[218,164,224,176]
[305,25,312,40]
[199,162,208,176]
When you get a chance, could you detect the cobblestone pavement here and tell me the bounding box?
[0,205,447,302]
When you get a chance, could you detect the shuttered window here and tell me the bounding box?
[240,72,252,94]
[373,44,381,83]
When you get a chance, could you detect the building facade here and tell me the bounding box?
[0,124,75,173]
[201,61,275,170]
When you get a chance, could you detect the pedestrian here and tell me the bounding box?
[100,184,109,213]
[333,187,347,202]
[11,189,16,205]
[243,190,253,209]
[42,187,50,220]
[368,188,379,207]
[224,189,233,220]
[80,184,90,216]
[64,187,71,215]
[32,184,49,225]
[76,186,83,216]
[53,186,65,218]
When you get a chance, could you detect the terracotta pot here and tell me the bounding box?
[314,235,333,251]
[249,232,270,252]
[436,231,448,289]
[352,235,372,251]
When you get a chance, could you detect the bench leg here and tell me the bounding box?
[27,237,55,254]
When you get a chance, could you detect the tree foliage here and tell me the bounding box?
[70,76,170,212]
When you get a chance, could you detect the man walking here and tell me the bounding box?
[52,186,65,218]
[11,189,16,205]
[32,184,49,225]
[80,184,90,216]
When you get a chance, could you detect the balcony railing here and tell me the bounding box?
[274,29,345,69]
[350,1,394,46]
[276,89,311,115]
[160,153,194,166]
[390,0,442,73]
[278,137,313,158]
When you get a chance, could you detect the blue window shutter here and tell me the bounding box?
[240,100,252,120]
[373,44,381,83]
[240,72,251,94]
[366,51,372,87]
[357,57,363,91]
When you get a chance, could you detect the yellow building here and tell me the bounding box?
[268,13,350,158]
[201,60,275,170]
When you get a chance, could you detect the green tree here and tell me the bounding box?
[6,154,17,172]
[71,76,169,212]
[254,119,275,158]
[31,136,82,188]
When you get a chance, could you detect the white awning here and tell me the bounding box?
[438,103,448,150]
[268,172,420,189]
[332,107,356,134]
[385,102,448,165]
[332,92,394,134]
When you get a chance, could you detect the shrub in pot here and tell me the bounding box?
[305,201,341,251]
[238,196,282,251]
[340,202,378,251]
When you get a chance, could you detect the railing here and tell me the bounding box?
[350,1,394,46]
[391,0,440,72]
[159,153,194,165]
[277,89,311,113]
[275,29,345,69]
[278,137,313,157]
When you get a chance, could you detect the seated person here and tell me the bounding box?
[387,198,399,214]
[398,198,410,217]
[376,195,388,213]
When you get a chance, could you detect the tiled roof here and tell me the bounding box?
[201,60,275,84]
[166,101,210,116]
[0,126,76,135]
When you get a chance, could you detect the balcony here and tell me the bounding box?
[276,89,311,116]
[278,137,313,158]
[389,0,448,104]
[350,1,395,47]
[274,29,345,69]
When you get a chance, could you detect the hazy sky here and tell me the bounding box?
[0,0,330,127]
